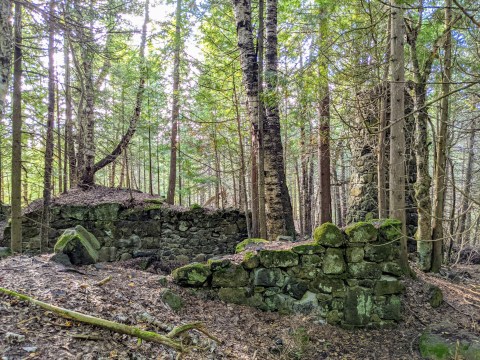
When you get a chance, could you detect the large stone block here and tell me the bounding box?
[374,275,404,295]
[322,248,346,274]
[172,263,211,287]
[212,264,249,288]
[253,268,285,287]
[344,287,373,326]
[259,250,299,268]
[345,222,378,243]
[348,261,382,279]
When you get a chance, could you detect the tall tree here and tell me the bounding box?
[389,0,409,273]
[263,0,295,239]
[431,0,453,272]
[10,1,22,253]
[166,0,182,204]
[40,0,56,250]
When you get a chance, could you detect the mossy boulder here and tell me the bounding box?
[253,268,285,287]
[370,219,402,243]
[241,251,260,270]
[374,276,404,296]
[311,278,346,294]
[259,249,298,268]
[344,287,373,326]
[313,222,344,247]
[283,279,308,300]
[364,243,394,262]
[212,264,249,287]
[172,262,211,287]
[235,238,268,253]
[322,248,346,275]
[427,285,443,308]
[265,293,295,314]
[292,291,318,314]
[381,261,404,277]
[160,288,184,312]
[345,222,378,243]
[292,243,325,255]
[54,225,101,265]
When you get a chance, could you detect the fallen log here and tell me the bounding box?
[0,287,216,353]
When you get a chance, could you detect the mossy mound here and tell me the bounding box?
[0,247,11,259]
[370,219,402,243]
[53,225,100,265]
[419,330,480,360]
[171,262,211,287]
[235,238,268,253]
[345,222,378,243]
[313,222,345,247]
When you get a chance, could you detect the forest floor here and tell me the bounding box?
[0,255,479,360]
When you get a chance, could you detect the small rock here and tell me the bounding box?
[50,252,73,267]
[427,285,443,308]
[120,253,132,261]
[114,314,129,323]
[5,332,25,344]
[160,288,184,311]
[22,347,37,353]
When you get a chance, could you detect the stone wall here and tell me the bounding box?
[172,219,405,328]
[2,203,248,264]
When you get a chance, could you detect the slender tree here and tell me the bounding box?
[10,1,22,253]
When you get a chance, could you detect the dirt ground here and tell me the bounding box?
[1,255,479,360]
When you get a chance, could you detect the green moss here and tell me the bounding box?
[207,258,231,271]
[419,333,451,359]
[345,222,378,243]
[0,247,11,258]
[144,198,165,205]
[374,276,404,295]
[241,251,260,269]
[322,248,346,274]
[313,222,344,247]
[370,219,402,243]
[218,287,248,305]
[235,238,268,253]
[160,289,184,312]
[190,203,202,210]
[212,264,249,287]
[259,249,299,268]
[171,262,212,287]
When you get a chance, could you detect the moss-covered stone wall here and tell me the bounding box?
[1,203,248,264]
[172,220,405,328]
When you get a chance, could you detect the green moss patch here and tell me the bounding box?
[54,225,100,265]
[259,249,299,268]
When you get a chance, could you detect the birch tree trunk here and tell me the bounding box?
[10,2,22,253]
[389,0,409,273]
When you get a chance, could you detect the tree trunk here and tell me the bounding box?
[389,0,409,273]
[10,1,22,253]
[263,0,295,239]
[431,0,452,272]
[166,0,182,204]
[40,0,56,250]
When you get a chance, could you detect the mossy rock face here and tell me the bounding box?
[283,279,309,300]
[345,222,378,243]
[348,261,382,279]
[344,287,373,326]
[208,258,232,271]
[301,254,322,266]
[322,248,346,275]
[311,278,346,294]
[346,247,364,263]
[259,250,299,268]
[370,219,402,243]
[364,243,394,262]
[292,243,325,255]
[235,238,268,253]
[160,288,184,312]
[253,268,285,287]
[241,251,260,270]
[212,264,250,288]
[172,262,212,287]
[377,295,401,321]
[92,203,120,221]
[374,275,404,296]
[60,206,89,221]
[54,225,101,265]
[218,287,249,305]
[381,261,404,277]
[313,222,345,247]
[265,293,295,314]
[287,265,320,280]
[292,291,318,314]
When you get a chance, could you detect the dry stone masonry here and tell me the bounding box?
[1,202,248,264]
[172,219,405,328]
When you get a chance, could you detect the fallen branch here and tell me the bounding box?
[0,287,216,353]
[95,275,112,286]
